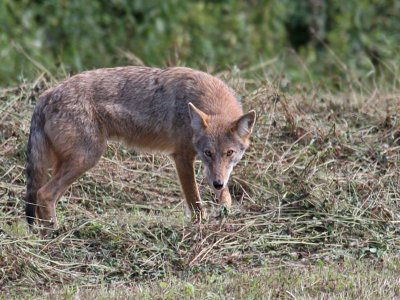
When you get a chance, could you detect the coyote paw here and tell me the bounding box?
[217,204,230,219]
[38,216,59,238]
[192,207,208,223]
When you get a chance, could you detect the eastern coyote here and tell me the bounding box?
[25,67,256,233]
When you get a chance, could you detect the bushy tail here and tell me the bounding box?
[25,98,50,226]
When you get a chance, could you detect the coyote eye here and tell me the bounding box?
[226,150,234,157]
[204,150,212,157]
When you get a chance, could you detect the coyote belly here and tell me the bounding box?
[25,66,256,233]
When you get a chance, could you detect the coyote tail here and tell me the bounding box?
[25,96,50,225]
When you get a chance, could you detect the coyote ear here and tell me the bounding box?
[233,110,256,138]
[188,103,209,133]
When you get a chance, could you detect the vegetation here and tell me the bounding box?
[1,0,400,87]
[1,1,400,298]
[1,68,399,298]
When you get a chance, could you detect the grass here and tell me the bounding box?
[0,69,399,299]
[5,259,399,299]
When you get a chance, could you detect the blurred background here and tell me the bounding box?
[1,0,399,88]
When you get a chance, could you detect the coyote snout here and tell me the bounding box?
[213,180,224,190]
[25,66,256,235]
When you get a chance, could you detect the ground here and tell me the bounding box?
[0,72,399,299]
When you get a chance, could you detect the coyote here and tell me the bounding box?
[25,67,256,232]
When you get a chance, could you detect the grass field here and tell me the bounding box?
[0,70,399,299]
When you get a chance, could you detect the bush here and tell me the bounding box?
[1,0,399,87]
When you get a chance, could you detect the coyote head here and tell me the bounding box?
[188,103,256,191]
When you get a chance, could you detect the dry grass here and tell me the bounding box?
[0,71,399,298]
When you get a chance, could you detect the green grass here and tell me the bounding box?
[0,68,399,298]
[5,258,397,299]
[3,259,400,299]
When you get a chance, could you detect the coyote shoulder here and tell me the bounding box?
[25,66,256,233]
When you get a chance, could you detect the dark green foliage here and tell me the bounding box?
[1,0,399,86]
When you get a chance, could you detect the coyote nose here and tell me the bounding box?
[213,180,224,190]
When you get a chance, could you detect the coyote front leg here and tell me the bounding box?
[173,152,206,221]
[216,187,232,208]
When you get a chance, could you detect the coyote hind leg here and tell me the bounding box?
[36,146,104,235]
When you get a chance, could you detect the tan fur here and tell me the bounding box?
[25,66,256,234]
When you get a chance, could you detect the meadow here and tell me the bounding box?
[0,65,399,298]
[1,1,400,298]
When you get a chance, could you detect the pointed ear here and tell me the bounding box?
[233,110,256,138]
[188,103,209,134]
